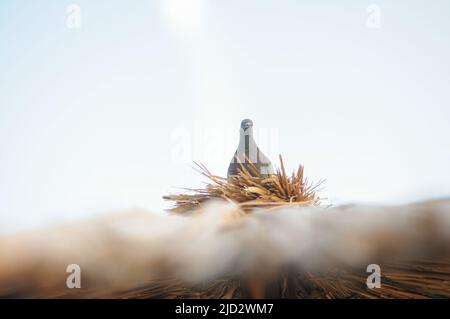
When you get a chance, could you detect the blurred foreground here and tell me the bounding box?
[0,199,449,298]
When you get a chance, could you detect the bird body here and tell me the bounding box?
[227,119,274,179]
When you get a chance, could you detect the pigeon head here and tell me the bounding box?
[240,119,253,132]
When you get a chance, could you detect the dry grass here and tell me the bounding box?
[164,155,324,213]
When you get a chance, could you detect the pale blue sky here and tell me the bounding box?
[1,0,450,233]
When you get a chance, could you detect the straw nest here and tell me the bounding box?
[163,155,324,213]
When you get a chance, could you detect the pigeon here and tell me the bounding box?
[227,119,274,179]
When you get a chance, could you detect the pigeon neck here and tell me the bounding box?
[239,130,255,145]
[238,130,258,162]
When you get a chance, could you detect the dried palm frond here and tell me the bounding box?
[164,155,324,213]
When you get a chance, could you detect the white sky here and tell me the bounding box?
[1,0,450,233]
